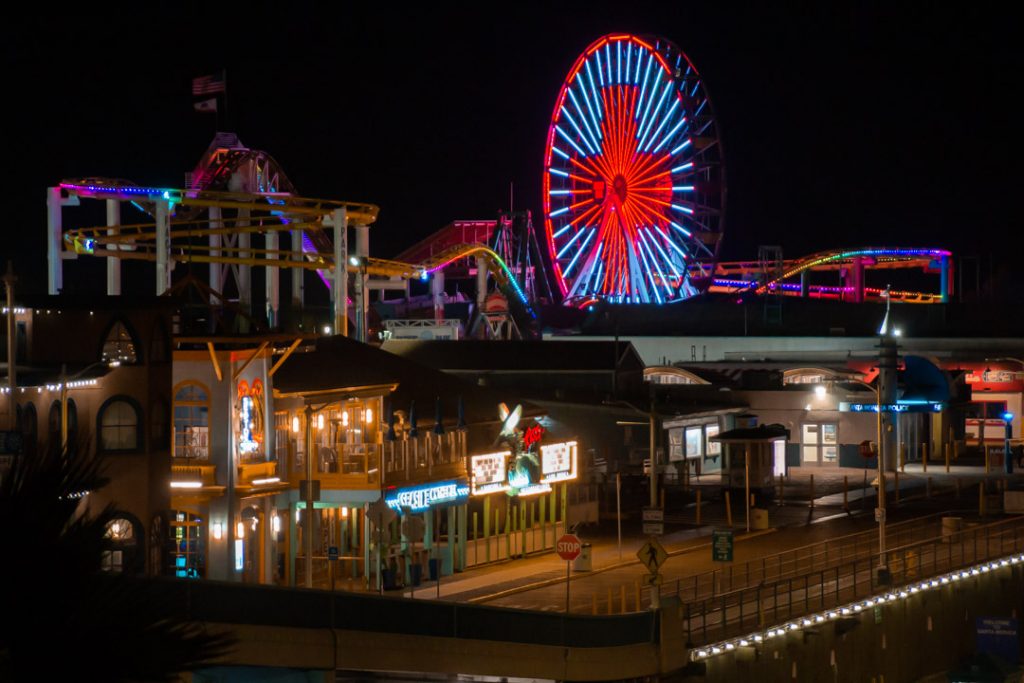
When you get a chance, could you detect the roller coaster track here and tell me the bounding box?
[59,181,536,319]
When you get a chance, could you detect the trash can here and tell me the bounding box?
[751,508,769,530]
[573,543,593,572]
[382,569,397,590]
[410,563,423,587]
[428,558,441,581]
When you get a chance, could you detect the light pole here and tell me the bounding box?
[984,358,1023,471]
[839,376,888,577]
[59,360,119,452]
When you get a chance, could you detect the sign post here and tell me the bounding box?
[712,529,734,562]
[637,537,668,609]
[328,545,339,592]
[556,533,582,613]
[642,506,664,536]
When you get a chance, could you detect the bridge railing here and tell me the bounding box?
[660,512,951,606]
[680,515,1024,646]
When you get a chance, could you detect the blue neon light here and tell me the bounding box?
[574,76,602,140]
[384,479,470,513]
[551,145,570,160]
[671,162,694,173]
[616,41,621,84]
[564,229,595,276]
[555,125,588,157]
[584,59,602,120]
[549,206,570,218]
[670,221,692,237]
[595,48,605,87]
[605,44,613,84]
[638,82,673,151]
[647,228,681,279]
[561,107,597,154]
[652,116,688,153]
[553,224,572,238]
[636,54,654,120]
[642,97,680,152]
[634,232,664,303]
[567,88,600,149]
[654,224,689,260]
[549,190,573,196]
[556,225,588,258]
[670,139,692,155]
[672,186,695,192]
[549,168,569,178]
[671,204,694,214]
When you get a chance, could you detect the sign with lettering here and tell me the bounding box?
[556,534,582,561]
[540,440,577,482]
[471,451,511,495]
[712,529,734,562]
[384,479,469,513]
[976,617,1020,665]
[840,402,944,414]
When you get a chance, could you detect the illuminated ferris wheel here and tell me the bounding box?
[543,34,725,305]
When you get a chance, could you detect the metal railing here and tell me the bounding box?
[681,515,1024,646]
[662,512,951,604]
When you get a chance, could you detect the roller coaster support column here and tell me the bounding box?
[332,207,348,337]
[237,210,252,317]
[291,229,304,309]
[851,257,865,303]
[46,186,79,295]
[799,270,808,298]
[940,254,951,303]
[432,270,445,324]
[209,207,223,307]
[265,230,279,328]
[475,256,488,310]
[356,224,369,343]
[106,200,121,295]
[155,198,171,295]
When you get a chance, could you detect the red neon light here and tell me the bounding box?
[523,424,545,449]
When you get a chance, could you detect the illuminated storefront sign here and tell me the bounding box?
[840,402,944,413]
[385,479,469,513]
[236,379,264,458]
[471,451,511,495]
[470,440,579,496]
[540,440,577,483]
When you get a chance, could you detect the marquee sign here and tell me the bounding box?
[236,379,264,458]
[384,479,470,513]
[471,451,511,495]
[840,402,944,414]
[541,441,577,483]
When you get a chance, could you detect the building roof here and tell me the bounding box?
[273,336,527,425]
[382,339,645,373]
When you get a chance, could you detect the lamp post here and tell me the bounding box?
[841,376,888,577]
[984,358,1023,472]
[59,360,119,452]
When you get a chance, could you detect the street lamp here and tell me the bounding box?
[835,376,888,577]
[59,360,119,452]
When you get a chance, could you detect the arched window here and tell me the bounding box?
[173,382,210,460]
[97,396,142,453]
[101,513,143,575]
[101,319,140,365]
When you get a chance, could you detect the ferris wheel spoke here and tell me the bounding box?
[567,89,601,152]
[560,108,598,156]
[584,60,603,123]
[644,102,684,153]
[640,228,677,295]
[572,77,603,142]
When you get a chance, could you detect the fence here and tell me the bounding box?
[681,515,1024,646]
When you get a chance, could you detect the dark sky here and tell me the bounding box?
[5,4,1020,297]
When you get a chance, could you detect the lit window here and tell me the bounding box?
[173,382,210,459]
[102,320,138,364]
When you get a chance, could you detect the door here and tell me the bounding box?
[801,423,839,465]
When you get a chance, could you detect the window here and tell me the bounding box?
[101,516,138,573]
[173,382,209,459]
[98,397,141,452]
[101,319,139,365]
[170,511,205,578]
[705,424,721,457]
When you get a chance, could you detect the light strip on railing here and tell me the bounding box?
[170,481,203,489]
[690,551,1024,662]
[252,477,281,485]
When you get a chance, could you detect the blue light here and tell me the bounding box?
[560,107,597,155]
[636,65,661,132]
[671,204,694,214]
[654,225,690,260]
[672,186,695,192]
[162,191,171,199]
[647,228,682,279]
[638,82,674,150]
[551,145,570,160]
[574,76,602,140]
[549,206,570,218]
[671,162,694,173]
[634,232,664,304]
[633,45,644,84]
[625,42,631,84]
[563,229,595,276]
[584,59,602,120]
[555,125,588,157]
[642,97,680,152]
[1004,412,1015,422]
[549,168,569,178]
[549,190,573,196]
[595,48,605,87]
[605,43,613,84]
[384,479,470,513]
[556,226,588,258]
[636,54,654,120]
[567,88,600,149]
[553,224,572,238]
[670,139,692,155]
[652,115,688,154]
[616,41,621,84]
[419,271,429,281]
[670,221,692,237]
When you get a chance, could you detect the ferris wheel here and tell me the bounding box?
[543,34,725,305]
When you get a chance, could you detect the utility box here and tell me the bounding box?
[573,543,593,571]
[751,508,769,530]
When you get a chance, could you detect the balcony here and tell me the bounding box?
[381,431,467,488]
[170,461,224,503]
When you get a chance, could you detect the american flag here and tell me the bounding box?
[192,71,226,96]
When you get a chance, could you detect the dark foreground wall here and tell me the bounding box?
[674,561,1024,682]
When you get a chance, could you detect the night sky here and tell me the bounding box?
[6,4,1020,298]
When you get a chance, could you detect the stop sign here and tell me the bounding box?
[556,533,582,561]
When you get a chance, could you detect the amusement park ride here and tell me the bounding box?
[45,34,953,341]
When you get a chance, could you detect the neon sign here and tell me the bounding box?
[384,479,470,513]
[841,402,943,413]
[541,440,577,483]
[470,440,580,496]
[523,424,545,449]
[471,451,511,495]
[236,379,264,457]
